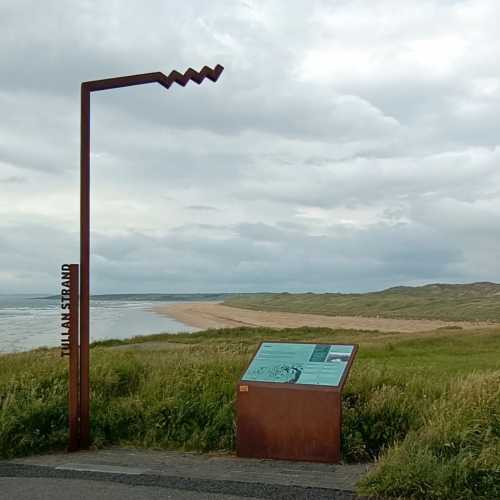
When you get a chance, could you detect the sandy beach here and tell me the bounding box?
[153,302,497,333]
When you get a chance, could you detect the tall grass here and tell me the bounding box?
[1,326,499,499]
[358,373,500,499]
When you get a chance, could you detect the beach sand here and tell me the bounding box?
[153,302,497,333]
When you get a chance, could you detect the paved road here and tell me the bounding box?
[0,477,265,500]
[1,448,370,499]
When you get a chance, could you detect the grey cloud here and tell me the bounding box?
[0,176,26,184]
[241,147,500,209]
[0,223,78,293]
[86,219,464,293]
[1,0,500,293]
[186,205,218,211]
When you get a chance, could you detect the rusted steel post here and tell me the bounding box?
[79,64,223,451]
[68,264,80,451]
[80,85,91,449]
[61,264,80,451]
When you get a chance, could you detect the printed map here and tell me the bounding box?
[241,343,355,387]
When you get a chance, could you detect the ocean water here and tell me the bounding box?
[0,294,199,353]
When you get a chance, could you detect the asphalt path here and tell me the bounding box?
[2,448,370,499]
[0,477,265,500]
[0,461,365,500]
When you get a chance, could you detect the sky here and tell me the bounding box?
[1,0,499,294]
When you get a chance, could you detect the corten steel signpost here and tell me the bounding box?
[60,264,79,451]
[79,65,224,448]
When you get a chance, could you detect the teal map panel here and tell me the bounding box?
[241,343,355,387]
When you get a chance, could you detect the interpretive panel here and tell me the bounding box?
[241,342,355,387]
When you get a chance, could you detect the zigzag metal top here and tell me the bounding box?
[83,64,224,92]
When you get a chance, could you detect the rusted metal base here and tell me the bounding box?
[236,383,342,463]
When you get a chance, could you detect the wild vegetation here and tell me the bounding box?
[1,325,499,499]
[224,282,500,322]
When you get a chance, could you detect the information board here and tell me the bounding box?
[241,342,355,387]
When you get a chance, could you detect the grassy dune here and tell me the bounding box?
[224,282,500,322]
[1,325,499,499]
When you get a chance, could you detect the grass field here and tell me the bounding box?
[1,325,499,499]
[225,282,500,322]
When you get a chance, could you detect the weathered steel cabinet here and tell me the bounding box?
[236,342,357,463]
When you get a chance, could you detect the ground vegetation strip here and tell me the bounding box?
[224,282,500,322]
[0,325,499,499]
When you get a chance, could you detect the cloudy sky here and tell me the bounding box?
[1,0,499,294]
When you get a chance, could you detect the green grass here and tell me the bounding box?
[224,282,500,322]
[1,325,500,499]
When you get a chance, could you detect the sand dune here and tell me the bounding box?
[153,302,497,333]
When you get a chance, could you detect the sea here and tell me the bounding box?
[0,293,226,353]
